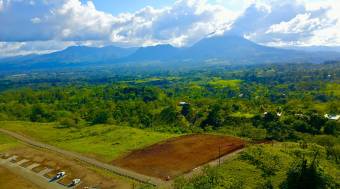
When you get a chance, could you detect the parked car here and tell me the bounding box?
[72,178,81,185]
[55,171,65,179]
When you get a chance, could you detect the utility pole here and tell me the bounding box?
[218,143,221,167]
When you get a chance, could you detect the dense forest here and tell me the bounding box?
[0,62,339,138]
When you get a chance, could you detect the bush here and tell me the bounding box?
[239,125,267,140]
[92,111,109,125]
[0,112,9,121]
[240,147,281,176]
[323,121,338,135]
[58,117,77,128]
[280,156,337,189]
[174,166,243,189]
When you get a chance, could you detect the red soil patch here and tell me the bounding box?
[113,134,246,180]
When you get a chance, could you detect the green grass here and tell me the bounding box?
[230,112,254,118]
[207,79,242,90]
[0,121,177,162]
[324,83,340,97]
[0,133,21,152]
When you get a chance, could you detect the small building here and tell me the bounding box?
[179,101,189,106]
[324,114,340,121]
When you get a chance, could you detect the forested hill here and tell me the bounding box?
[1,35,340,72]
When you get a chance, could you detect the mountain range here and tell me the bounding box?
[1,35,340,72]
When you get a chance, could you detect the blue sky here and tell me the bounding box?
[81,0,175,15]
[83,0,247,15]
[0,0,339,56]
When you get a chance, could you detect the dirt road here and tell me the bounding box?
[0,128,164,186]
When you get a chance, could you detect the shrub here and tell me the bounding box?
[280,156,337,189]
[240,147,281,176]
[58,117,77,128]
[323,121,338,135]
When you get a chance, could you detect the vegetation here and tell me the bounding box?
[0,121,176,161]
[0,62,339,187]
[0,133,21,152]
[174,143,340,189]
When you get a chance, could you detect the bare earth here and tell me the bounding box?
[113,134,246,180]
[0,166,42,189]
[3,147,132,189]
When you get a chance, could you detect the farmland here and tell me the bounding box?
[113,134,245,180]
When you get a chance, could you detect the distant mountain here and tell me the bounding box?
[284,46,340,53]
[0,45,137,70]
[182,35,340,64]
[1,35,340,72]
[183,35,290,62]
[125,44,181,61]
[46,46,137,63]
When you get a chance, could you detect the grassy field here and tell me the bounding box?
[207,79,242,90]
[325,83,340,97]
[0,121,177,162]
[0,132,21,152]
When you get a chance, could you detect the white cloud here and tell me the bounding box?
[224,0,340,46]
[0,0,115,41]
[108,0,236,47]
[0,0,235,47]
[0,41,75,57]
[0,0,3,12]
[0,0,339,56]
[30,17,41,24]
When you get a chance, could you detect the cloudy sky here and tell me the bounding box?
[0,0,339,57]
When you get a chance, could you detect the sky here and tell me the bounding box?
[0,0,339,57]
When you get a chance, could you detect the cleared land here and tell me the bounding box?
[0,145,134,189]
[0,166,43,189]
[113,134,246,180]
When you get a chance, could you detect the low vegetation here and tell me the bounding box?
[174,143,340,189]
[0,121,176,161]
[0,133,21,152]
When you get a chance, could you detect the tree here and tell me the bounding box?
[323,121,338,135]
[159,105,178,124]
[30,104,53,122]
[293,120,313,133]
[201,104,224,129]
[307,113,327,134]
[92,111,109,125]
[280,155,336,189]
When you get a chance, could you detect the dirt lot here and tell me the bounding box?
[0,166,43,189]
[113,134,246,180]
[5,147,133,189]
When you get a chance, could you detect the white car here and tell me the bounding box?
[55,171,65,179]
[72,178,81,185]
